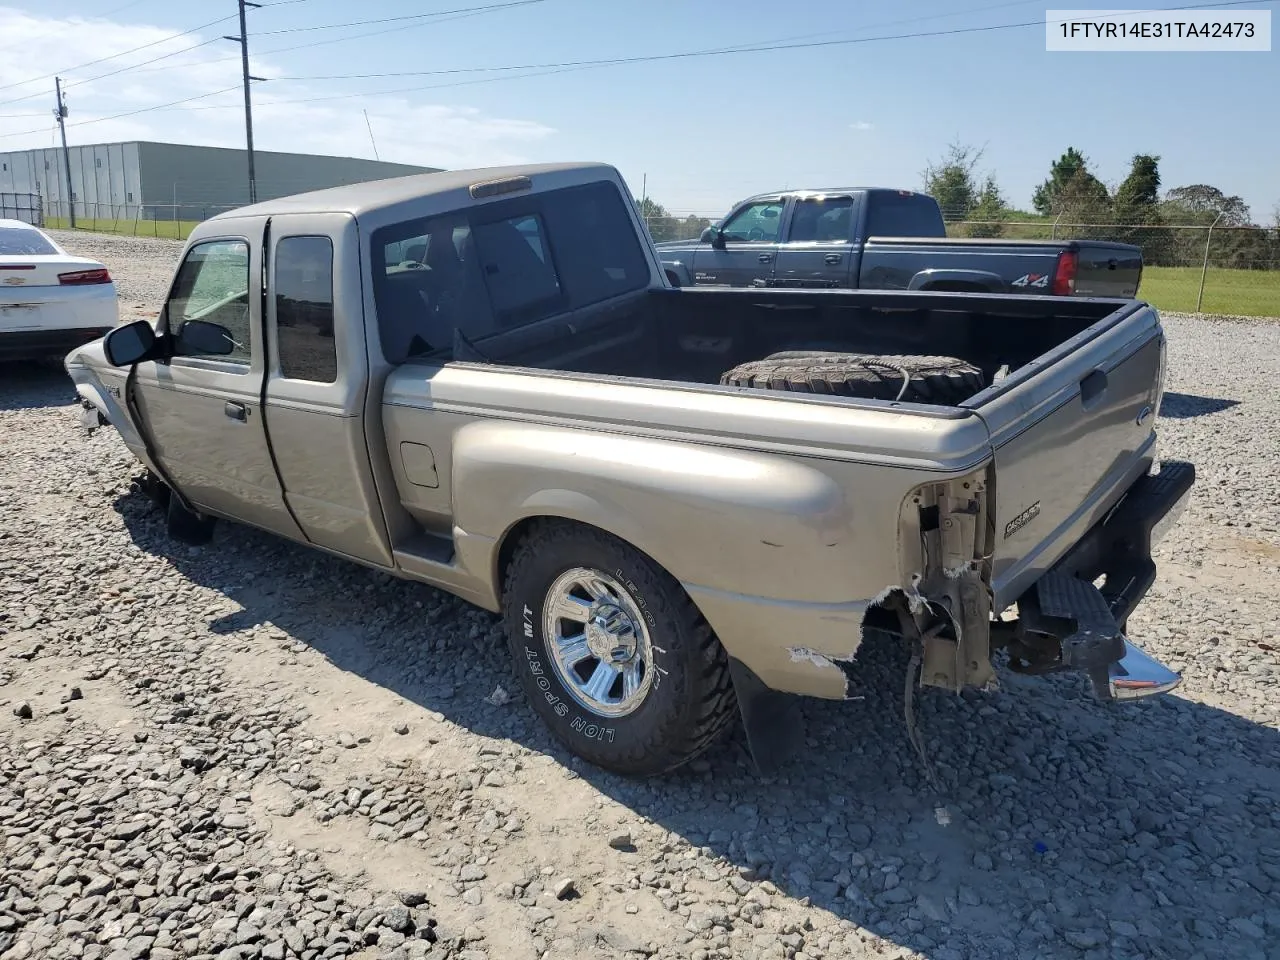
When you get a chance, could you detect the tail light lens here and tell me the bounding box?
[1051,251,1078,297]
[58,268,112,285]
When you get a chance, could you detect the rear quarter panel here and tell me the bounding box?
[380,362,995,689]
[860,242,1062,292]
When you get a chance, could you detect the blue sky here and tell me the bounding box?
[0,0,1276,221]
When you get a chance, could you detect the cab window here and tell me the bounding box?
[720,201,785,242]
[167,239,251,366]
[274,236,337,383]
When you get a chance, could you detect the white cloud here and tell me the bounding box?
[0,8,555,169]
[850,121,874,132]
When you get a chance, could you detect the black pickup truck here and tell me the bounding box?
[655,188,1143,297]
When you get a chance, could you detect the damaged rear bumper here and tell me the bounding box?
[1004,459,1195,701]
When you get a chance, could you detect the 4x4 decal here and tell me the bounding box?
[1011,273,1050,288]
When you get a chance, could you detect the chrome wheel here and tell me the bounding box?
[543,567,655,718]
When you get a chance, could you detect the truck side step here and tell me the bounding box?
[1017,570,1180,702]
[396,531,456,565]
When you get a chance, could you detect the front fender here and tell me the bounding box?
[448,419,858,604]
[65,351,159,473]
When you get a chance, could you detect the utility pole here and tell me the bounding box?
[54,77,75,228]
[224,0,263,204]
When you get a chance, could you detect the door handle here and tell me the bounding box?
[824,253,842,264]
[224,400,248,422]
[758,254,773,263]
[1079,370,1108,410]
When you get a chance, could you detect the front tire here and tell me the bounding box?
[502,520,737,777]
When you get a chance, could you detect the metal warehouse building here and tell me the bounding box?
[0,140,440,222]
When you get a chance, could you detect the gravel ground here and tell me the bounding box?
[2,232,1279,960]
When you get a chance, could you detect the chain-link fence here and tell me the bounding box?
[640,214,1280,318]
[1,192,43,227]
[944,221,1280,318]
[40,200,240,240]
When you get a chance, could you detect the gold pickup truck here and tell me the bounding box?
[65,162,1194,777]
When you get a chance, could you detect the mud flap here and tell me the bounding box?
[727,657,804,777]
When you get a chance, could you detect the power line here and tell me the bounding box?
[253,0,549,36]
[250,0,547,58]
[0,13,238,95]
[268,0,1275,83]
[2,0,1268,140]
[0,36,226,109]
[0,0,550,108]
[0,86,242,139]
[92,0,151,17]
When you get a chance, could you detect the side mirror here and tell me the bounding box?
[701,226,725,249]
[176,319,235,357]
[103,320,158,367]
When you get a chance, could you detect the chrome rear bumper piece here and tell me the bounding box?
[1108,638,1182,700]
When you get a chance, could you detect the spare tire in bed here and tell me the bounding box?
[720,351,985,404]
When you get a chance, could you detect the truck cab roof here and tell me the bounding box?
[204,161,621,223]
[736,187,925,203]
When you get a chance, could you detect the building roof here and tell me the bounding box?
[0,139,437,170]
[207,162,615,221]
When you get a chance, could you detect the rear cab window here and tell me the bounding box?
[274,236,337,383]
[788,197,854,243]
[864,192,947,238]
[370,180,650,364]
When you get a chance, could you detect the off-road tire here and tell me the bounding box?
[502,519,737,777]
[130,470,171,513]
[721,351,985,404]
[166,491,215,545]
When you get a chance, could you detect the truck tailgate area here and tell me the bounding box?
[970,304,1166,611]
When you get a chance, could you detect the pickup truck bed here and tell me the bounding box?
[388,284,1169,619]
[66,162,1192,778]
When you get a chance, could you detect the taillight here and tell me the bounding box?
[1051,251,1077,297]
[58,268,112,285]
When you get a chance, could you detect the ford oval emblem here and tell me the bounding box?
[1136,405,1153,426]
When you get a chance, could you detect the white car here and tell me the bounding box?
[1,219,119,361]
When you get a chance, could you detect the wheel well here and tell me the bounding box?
[495,515,675,602]
[496,515,544,590]
[664,268,682,288]
[920,280,991,293]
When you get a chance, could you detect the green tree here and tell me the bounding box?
[635,196,679,242]
[963,175,1008,238]
[678,214,712,241]
[1033,147,1110,217]
[922,140,985,221]
[1113,154,1164,256]
[1152,185,1265,268]
[1161,184,1252,226]
[1115,154,1161,215]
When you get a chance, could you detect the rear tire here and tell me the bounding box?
[501,520,737,777]
[721,351,984,404]
[166,492,215,545]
